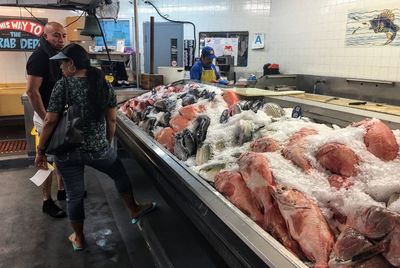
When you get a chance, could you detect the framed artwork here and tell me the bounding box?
[346,8,400,46]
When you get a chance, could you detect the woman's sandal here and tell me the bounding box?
[131,202,157,225]
[69,233,85,251]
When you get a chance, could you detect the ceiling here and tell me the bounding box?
[0,0,104,11]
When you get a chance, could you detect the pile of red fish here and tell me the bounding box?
[215,119,400,267]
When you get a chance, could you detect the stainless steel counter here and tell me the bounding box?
[263,95,400,129]
[113,80,400,267]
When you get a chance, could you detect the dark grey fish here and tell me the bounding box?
[166,99,177,111]
[240,100,254,110]
[199,89,208,98]
[231,103,242,115]
[174,133,190,161]
[140,117,157,137]
[181,94,197,106]
[235,120,253,145]
[199,89,216,101]
[250,99,265,113]
[132,111,142,124]
[141,106,154,121]
[157,111,171,127]
[153,99,167,112]
[188,87,201,97]
[182,129,197,155]
[194,115,210,146]
[154,99,177,112]
[208,91,216,101]
[220,109,229,123]
[369,9,399,45]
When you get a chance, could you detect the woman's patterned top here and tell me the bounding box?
[47,77,117,153]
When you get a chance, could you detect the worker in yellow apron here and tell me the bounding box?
[190,46,226,84]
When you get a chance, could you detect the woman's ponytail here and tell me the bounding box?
[86,66,110,119]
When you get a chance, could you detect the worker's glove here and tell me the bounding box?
[218,79,229,85]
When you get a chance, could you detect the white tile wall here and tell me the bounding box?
[118,0,272,75]
[267,0,400,81]
[1,0,400,83]
[118,0,400,81]
[0,7,76,83]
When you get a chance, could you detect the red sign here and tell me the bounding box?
[0,19,44,37]
[0,17,47,51]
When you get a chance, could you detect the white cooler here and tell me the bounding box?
[157,66,185,84]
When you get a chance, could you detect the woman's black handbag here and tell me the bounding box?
[45,78,83,155]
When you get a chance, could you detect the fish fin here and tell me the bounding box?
[350,241,387,263]
[384,31,396,45]
[380,9,395,22]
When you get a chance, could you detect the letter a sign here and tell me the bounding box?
[252,33,264,49]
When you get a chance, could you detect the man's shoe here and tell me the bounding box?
[42,199,67,218]
[57,190,66,201]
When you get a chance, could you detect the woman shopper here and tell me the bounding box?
[35,43,156,251]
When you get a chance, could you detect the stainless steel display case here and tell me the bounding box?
[116,83,400,267]
[117,112,306,268]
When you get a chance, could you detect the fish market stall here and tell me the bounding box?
[117,81,400,268]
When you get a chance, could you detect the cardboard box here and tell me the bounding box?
[140,73,163,90]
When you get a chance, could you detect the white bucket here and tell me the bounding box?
[157,66,185,84]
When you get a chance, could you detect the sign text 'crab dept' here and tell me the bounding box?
[0,17,47,50]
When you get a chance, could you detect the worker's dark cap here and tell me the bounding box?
[201,46,216,60]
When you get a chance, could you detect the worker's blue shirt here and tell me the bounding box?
[189,60,220,81]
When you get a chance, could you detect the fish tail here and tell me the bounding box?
[350,241,387,263]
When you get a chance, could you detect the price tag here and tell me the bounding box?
[292,105,303,118]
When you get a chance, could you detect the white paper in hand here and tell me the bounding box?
[29,163,54,187]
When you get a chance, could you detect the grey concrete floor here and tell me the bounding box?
[0,165,134,268]
[0,156,227,268]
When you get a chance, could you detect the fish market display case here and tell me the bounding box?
[116,80,400,267]
[117,111,306,267]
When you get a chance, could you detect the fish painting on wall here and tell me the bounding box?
[346,8,400,46]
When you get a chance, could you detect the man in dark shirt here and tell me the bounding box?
[26,22,67,218]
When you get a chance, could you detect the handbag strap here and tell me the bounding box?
[63,77,70,108]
